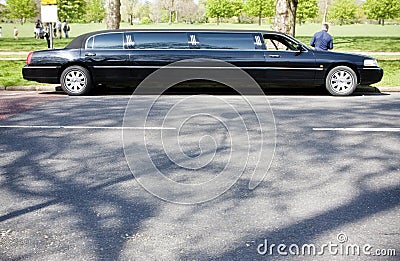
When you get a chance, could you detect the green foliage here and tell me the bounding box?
[4,0,37,24]
[230,0,244,18]
[329,0,357,25]
[141,17,152,24]
[205,0,243,24]
[363,0,400,25]
[244,0,274,25]
[297,0,318,25]
[57,0,87,22]
[86,0,105,23]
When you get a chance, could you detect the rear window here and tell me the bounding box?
[128,32,188,49]
[196,33,256,50]
[88,33,124,49]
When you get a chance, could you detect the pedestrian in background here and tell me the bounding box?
[53,22,57,38]
[44,23,51,48]
[13,27,19,40]
[34,19,43,39]
[62,20,70,39]
[310,23,333,51]
[57,21,62,39]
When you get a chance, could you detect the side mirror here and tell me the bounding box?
[295,44,303,56]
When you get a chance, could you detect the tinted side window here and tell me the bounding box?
[93,33,123,49]
[133,32,188,49]
[263,34,298,51]
[197,33,256,50]
[86,36,94,49]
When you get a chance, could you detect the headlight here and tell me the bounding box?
[364,59,378,67]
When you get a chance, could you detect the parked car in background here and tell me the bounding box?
[22,29,383,96]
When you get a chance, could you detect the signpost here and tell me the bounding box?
[41,0,58,49]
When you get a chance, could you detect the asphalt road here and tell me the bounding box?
[0,89,399,260]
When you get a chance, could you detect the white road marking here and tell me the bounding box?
[0,125,176,130]
[313,127,400,132]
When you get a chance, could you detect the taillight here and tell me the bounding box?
[26,51,33,65]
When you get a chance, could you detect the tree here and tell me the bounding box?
[230,0,244,22]
[121,0,137,24]
[159,0,177,24]
[274,0,298,36]
[176,0,202,23]
[297,0,318,25]
[329,0,356,25]
[244,0,274,26]
[57,0,87,22]
[5,0,37,24]
[363,0,400,25]
[105,0,121,29]
[205,0,239,24]
[86,0,106,22]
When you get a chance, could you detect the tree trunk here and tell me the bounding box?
[274,0,289,34]
[323,0,328,23]
[289,0,298,36]
[274,0,297,36]
[105,0,121,29]
[169,11,173,24]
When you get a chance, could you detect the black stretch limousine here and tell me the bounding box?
[22,29,383,96]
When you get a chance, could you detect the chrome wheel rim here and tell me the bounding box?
[329,69,355,94]
[64,69,87,94]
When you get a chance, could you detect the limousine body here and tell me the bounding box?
[22,29,383,96]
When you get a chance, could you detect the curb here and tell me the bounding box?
[377,87,400,92]
[4,85,59,92]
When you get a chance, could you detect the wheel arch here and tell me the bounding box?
[325,63,360,84]
[58,62,94,84]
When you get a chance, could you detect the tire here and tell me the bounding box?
[60,65,92,96]
[325,66,357,96]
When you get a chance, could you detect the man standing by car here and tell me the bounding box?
[310,23,333,51]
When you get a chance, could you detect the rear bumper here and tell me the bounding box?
[22,65,61,84]
[359,67,383,85]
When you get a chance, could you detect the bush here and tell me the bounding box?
[141,17,152,24]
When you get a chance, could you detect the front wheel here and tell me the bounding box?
[60,65,92,96]
[325,66,357,96]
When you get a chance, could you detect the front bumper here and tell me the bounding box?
[359,67,384,85]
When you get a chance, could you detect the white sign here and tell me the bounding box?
[41,5,58,23]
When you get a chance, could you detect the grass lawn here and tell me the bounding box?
[0,60,39,87]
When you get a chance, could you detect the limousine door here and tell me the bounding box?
[262,34,318,87]
[83,33,131,83]
[125,32,194,81]
[187,32,267,83]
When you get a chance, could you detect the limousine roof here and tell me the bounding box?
[66,29,283,49]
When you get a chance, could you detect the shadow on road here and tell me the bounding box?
[44,85,386,97]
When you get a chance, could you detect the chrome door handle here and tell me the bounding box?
[269,55,280,58]
[85,52,96,57]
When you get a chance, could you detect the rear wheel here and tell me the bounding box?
[325,66,357,96]
[60,65,92,96]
